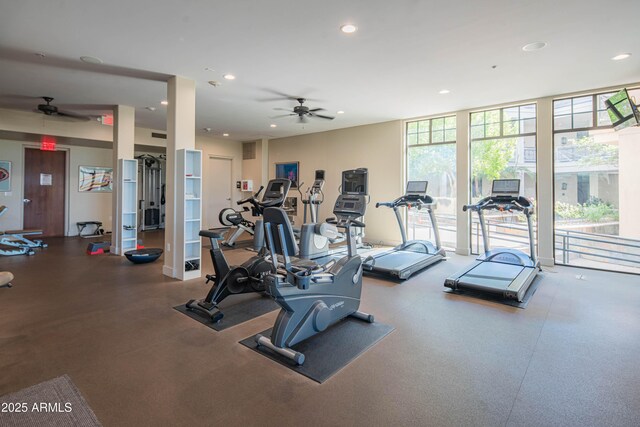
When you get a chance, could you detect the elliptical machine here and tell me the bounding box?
[255,193,374,365]
[218,179,291,247]
[185,230,274,323]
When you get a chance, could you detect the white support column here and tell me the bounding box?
[536,97,555,266]
[455,110,470,255]
[111,105,135,255]
[163,76,196,279]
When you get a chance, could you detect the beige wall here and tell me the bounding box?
[196,134,244,228]
[0,139,112,234]
[619,127,640,238]
[0,107,244,236]
[268,120,404,245]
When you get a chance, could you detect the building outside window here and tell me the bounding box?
[406,116,456,248]
[469,104,537,254]
[553,89,640,274]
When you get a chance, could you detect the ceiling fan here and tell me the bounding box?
[35,97,93,121]
[273,98,335,123]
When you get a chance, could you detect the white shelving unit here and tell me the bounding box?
[118,158,138,255]
[176,149,202,280]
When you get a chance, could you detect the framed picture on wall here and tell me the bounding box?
[275,162,299,188]
[79,166,113,192]
[0,161,11,192]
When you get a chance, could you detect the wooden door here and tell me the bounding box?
[204,157,232,229]
[23,148,66,237]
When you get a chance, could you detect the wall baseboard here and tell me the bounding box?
[162,265,176,278]
[455,248,471,256]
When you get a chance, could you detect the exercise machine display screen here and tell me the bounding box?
[263,179,291,200]
[406,181,428,196]
[492,179,520,197]
[342,168,368,195]
[269,182,283,193]
[315,170,325,180]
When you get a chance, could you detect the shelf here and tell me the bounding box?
[185,219,200,222]
[123,212,136,215]
[122,238,137,242]
[185,176,201,179]
[185,197,201,201]
[185,240,200,244]
[185,256,201,262]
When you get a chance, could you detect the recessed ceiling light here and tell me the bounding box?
[611,53,631,61]
[208,80,221,87]
[223,74,236,80]
[145,106,156,111]
[160,100,168,105]
[340,24,357,34]
[439,89,450,94]
[80,56,103,64]
[223,133,229,137]
[337,110,345,114]
[270,124,277,128]
[522,42,547,52]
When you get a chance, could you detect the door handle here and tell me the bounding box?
[23,198,31,204]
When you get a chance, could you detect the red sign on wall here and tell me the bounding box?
[40,135,56,151]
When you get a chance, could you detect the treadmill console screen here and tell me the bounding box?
[315,170,325,180]
[341,168,368,195]
[406,181,428,197]
[492,179,520,197]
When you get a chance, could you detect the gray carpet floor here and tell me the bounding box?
[1,232,639,426]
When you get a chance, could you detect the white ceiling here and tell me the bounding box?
[0,0,639,141]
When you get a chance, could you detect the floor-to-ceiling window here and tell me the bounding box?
[469,104,537,254]
[553,89,640,274]
[406,116,456,248]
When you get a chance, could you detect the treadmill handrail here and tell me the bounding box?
[375,195,436,210]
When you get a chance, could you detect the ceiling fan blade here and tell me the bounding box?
[310,113,335,120]
[308,108,325,112]
[257,88,320,102]
[269,114,296,119]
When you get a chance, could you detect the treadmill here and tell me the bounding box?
[363,181,446,280]
[444,179,540,302]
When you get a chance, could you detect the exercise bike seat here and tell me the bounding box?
[199,230,224,240]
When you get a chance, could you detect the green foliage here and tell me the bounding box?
[555,200,618,222]
[573,136,619,166]
[471,138,517,181]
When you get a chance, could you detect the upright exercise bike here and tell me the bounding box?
[218,179,291,247]
[185,230,274,323]
[255,193,375,365]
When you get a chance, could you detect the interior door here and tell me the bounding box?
[23,148,66,236]
[204,157,232,229]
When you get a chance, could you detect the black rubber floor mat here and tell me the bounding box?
[174,294,278,331]
[240,318,394,383]
[444,275,541,309]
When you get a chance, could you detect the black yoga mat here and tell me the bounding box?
[240,317,394,383]
[174,293,279,331]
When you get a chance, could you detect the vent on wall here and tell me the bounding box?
[151,132,167,139]
[243,141,256,160]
